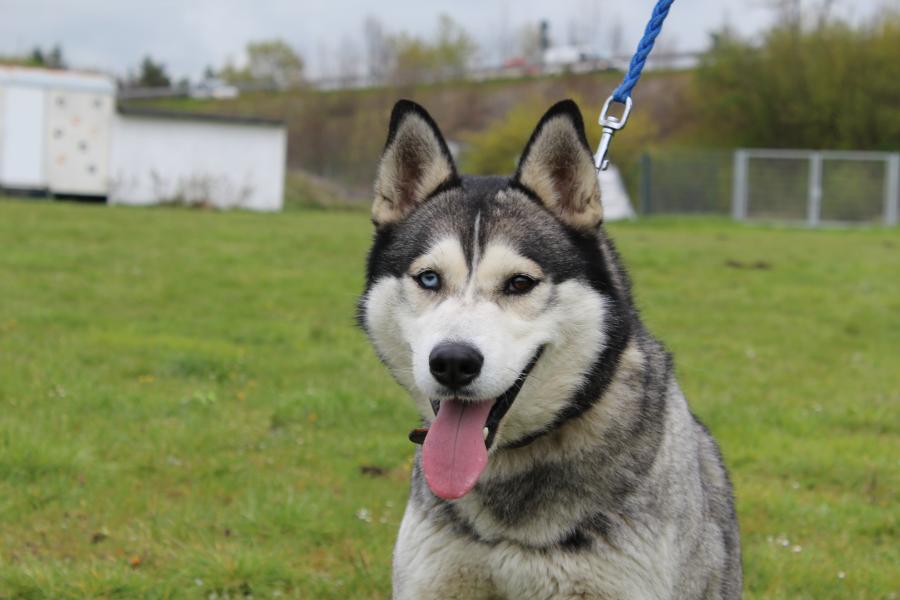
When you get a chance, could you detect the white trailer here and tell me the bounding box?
[0,66,115,194]
[0,66,287,211]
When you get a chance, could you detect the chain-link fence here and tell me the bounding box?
[732,149,898,226]
[638,149,899,226]
[636,150,733,216]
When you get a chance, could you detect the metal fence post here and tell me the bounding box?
[885,153,899,226]
[807,152,823,227]
[731,149,748,221]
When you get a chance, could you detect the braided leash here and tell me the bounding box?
[595,0,676,171]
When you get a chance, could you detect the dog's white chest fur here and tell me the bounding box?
[393,501,677,600]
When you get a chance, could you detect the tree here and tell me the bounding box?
[28,47,45,66]
[46,45,65,69]
[694,6,900,150]
[608,18,625,57]
[336,35,362,84]
[221,39,304,90]
[25,44,66,69]
[135,56,171,88]
[432,14,478,80]
[388,34,433,85]
[516,23,544,65]
[363,16,391,83]
[461,94,659,176]
[386,15,478,85]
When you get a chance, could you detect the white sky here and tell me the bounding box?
[0,0,893,80]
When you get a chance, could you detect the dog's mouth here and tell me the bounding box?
[410,347,544,500]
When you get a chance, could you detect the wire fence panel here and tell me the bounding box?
[745,157,809,221]
[642,149,899,226]
[639,150,732,215]
[820,159,886,223]
[732,149,899,226]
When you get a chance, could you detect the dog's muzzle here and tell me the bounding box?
[407,345,545,449]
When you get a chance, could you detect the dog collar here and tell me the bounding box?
[408,427,428,445]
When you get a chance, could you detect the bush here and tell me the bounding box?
[459,94,660,177]
[693,8,900,151]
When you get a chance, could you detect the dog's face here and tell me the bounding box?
[359,100,625,500]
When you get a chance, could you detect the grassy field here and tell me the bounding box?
[0,199,897,599]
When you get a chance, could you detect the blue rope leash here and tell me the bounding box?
[594,0,675,170]
[612,0,676,103]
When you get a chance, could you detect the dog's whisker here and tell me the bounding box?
[502,365,545,386]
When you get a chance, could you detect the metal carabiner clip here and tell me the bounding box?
[594,95,633,171]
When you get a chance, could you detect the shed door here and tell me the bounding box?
[0,86,47,189]
[45,89,113,196]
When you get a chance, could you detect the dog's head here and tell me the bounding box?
[358,100,628,500]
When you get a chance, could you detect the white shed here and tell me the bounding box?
[0,66,115,194]
[110,109,286,211]
[0,65,287,211]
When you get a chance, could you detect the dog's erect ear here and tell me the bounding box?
[372,100,458,227]
[513,100,602,230]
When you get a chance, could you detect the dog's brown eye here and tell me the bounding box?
[505,275,538,295]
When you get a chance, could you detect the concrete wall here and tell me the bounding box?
[108,114,286,211]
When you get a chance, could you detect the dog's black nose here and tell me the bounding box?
[429,342,483,390]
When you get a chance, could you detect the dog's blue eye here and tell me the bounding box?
[415,270,441,291]
[505,275,538,295]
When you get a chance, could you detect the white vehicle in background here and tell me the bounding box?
[542,45,589,68]
[189,78,239,100]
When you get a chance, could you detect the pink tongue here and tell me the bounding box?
[422,399,495,500]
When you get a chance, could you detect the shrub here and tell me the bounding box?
[693,8,900,151]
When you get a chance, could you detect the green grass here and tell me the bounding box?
[0,199,897,599]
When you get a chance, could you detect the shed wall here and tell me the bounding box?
[0,85,47,189]
[108,115,286,211]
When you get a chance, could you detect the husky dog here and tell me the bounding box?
[358,99,742,599]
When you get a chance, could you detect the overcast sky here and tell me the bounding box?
[0,0,893,80]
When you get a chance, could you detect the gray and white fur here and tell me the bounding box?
[358,99,742,599]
